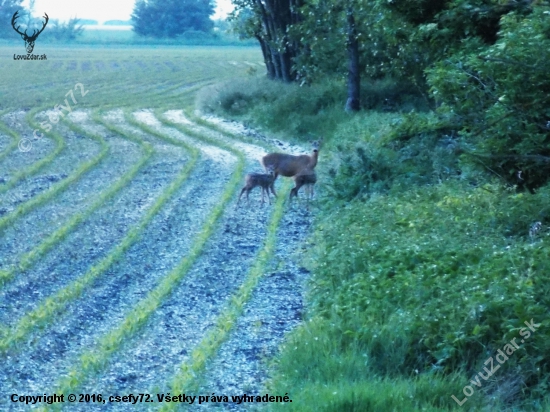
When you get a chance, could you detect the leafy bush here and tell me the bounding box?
[427,6,550,192]
[197,77,348,139]
[322,111,462,201]
[279,181,550,407]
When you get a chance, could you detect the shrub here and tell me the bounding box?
[427,6,550,192]
[303,182,550,401]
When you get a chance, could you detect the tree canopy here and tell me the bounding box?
[0,0,22,38]
[132,0,215,38]
[233,0,550,189]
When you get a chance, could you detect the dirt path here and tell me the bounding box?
[0,107,314,411]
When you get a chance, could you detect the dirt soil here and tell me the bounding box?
[0,109,315,411]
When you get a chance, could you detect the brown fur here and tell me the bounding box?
[260,139,322,196]
[289,170,317,201]
[238,165,276,205]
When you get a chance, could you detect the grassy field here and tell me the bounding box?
[0,45,316,411]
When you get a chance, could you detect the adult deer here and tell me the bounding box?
[11,11,49,54]
[260,139,322,196]
[238,165,276,206]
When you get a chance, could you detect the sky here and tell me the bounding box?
[21,0,234,23]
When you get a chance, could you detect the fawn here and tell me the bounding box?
[289,170,317,202]
[260,139,322,196]
[238,165,276,205]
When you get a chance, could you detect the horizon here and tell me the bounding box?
[21,0,234,24]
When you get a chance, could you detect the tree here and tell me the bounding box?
[289,0,398,109]
[427,5,550,191]
[231,0,303,82]
[0,0,23,38]
[132,0,214,38]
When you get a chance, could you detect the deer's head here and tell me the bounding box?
[12,11,49,54]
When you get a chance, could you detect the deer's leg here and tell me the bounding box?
[289,180,304,202]
[270,174,278,197]
[238,187,247,205]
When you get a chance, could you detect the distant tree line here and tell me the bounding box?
[0,0,21,38]
[132,0,215,37]
[1,0,83,42]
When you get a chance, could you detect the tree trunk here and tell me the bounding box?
[257,36,276,79]
[345,7,361,112]
[253,0,299,82]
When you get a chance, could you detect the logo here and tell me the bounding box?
[11,10,48,54]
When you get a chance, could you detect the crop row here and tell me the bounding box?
[1,86,292,411]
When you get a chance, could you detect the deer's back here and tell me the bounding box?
[261,153,311,176]
[246,173,274,187]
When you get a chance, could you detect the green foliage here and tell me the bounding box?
[42,18,84,41]
[270,181,550,409]
[132,0,214,38]
[198,77,348,139]
[290,0,414,83]
[323,111,462,201]
[428,6,550,191]
[0,0,22,38]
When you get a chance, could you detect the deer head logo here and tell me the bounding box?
[11,11,49,54]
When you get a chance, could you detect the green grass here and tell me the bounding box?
[0,45,262,109]
[203,76,550,410]
[0,109,105,234]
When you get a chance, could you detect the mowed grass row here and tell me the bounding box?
[0,46,261,109]
[1,47,284,406]
[0,46,255,200]
[42,109,293,410]
[0,100,212,345]
[0,111,157,347]
[0,107,66,195]
[0,76,218,285]
[0,106,152,287]
[154,110,292,403]
[0,109,106,233]
[0,73,206,197]
[0,77,217,236]
[0,109,21,164]
[36,110,245,408]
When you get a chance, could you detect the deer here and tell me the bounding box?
[238,165,276,206]
[289,170,317,202]
[260,139,322,196]
[11,11,49,54]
